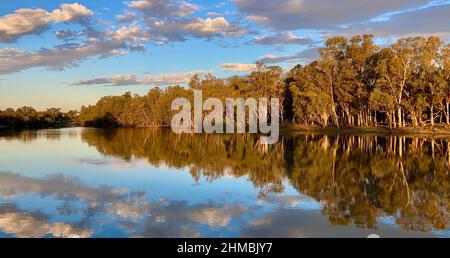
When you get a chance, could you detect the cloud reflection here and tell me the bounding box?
[0,204,92,238]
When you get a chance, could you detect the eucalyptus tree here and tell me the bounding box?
[418,36,446,126]
[317,37,349,127]
[290,61,335,127]
[345,35,379,126]
[443,44,450,124]
[375,38,416,128]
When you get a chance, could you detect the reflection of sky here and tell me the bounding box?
[0,128,446,238]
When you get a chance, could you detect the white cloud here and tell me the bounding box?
[109,23,150,42]
[247,15,270,24]
[71,71,205,86]
[220,63,257,72]
[340,4,450,40]
[129,44,146,52]
[56,29,84,40]
[126,0,246,43]
[207,12,222,17]
[257,48,319,64]
[0,38,129,74]
[0,20,155,75]
[49,3,93,23]
[234,0,429,30]
[116,12,136,23]
[150,17,246,42]
[185,17,225,34]
[127,0,200,17]
[253,32,313,46]
[0,3,93,42]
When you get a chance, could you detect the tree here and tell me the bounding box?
[317,37,349,127]
[375,40,411,128]
[290,61,335,127]
[344,35,378,127]
[442,44,450,124]
[418,36,445,126]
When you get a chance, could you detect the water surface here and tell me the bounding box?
[0,128,449,238]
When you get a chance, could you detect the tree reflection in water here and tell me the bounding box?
[79,129,450,232]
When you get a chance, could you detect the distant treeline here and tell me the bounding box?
[0,107,77,130]
[2,34,450,130]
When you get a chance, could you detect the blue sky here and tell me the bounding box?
[0,0,449,111]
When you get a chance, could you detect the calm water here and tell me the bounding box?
[0,128,449,238]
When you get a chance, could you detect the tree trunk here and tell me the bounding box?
[374,112,378,127]
[402,109,406,127]
[431,104,435,127]
[411,114,418,127]
[387,112,391,128]
[322,113,329,127]
[398,108,402,128]
[418,114,424,127]
[345,108,351,126]
[393,111,397,128]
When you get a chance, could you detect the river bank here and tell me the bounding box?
[281,124,450,136]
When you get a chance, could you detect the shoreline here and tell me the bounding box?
[281,124,450,136]
[3,124,450,137]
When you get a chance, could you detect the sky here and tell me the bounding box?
[0,0,450,111]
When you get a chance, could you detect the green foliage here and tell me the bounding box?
[289,35,450,128]
[78,64,288,128]
[0,107,74,130]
